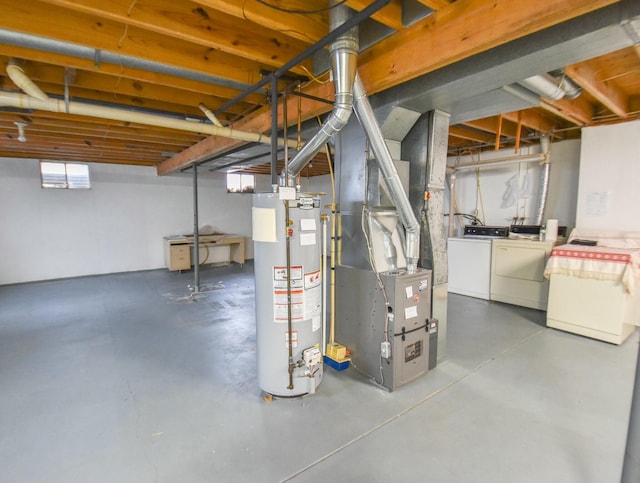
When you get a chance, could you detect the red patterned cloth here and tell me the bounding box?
[544,244,640,294]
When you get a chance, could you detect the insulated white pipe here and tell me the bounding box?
[6,60,49,101]
[520,74,565,101]
[198,103,224,128]
[0,91,299,149]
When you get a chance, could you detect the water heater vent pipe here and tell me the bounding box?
[285,0,358,181]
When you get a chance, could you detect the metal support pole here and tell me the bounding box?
[192,164,200,294]
[621,341,640,482]
[271,76,279,189]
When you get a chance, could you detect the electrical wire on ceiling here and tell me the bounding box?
[255,0,348,15]
[300,65,330,84]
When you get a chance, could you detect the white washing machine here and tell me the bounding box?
[448,237,493,300]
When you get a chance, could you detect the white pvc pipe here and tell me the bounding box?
[0,91,299,149]
[198,103,224,128]
[6,61,49,101]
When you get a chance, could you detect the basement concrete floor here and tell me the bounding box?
[0,262,637,483]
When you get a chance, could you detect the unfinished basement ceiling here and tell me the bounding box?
[0,0,638,176]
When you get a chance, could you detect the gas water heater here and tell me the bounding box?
[252,192,324,397]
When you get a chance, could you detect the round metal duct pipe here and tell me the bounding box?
[519,73,582,101]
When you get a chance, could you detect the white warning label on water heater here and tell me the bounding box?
[273,266,303,286]
[304,270,322,330]
[273,266,304,323]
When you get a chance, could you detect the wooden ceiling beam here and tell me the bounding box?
[502,110,559,135]
[0,127,192,152]
[0,123,202,146]
[3,61,253,116]
[157,82,334,174]
[462,118,521,138]
[540,96,594,125]
[0,113,207,142]
[0,60,253,117]
[39,0,312,75]
[0,139,163,158]
[0,45,267,104]
[0,149,158,166]
[159,0,615,174]
[357,0,622,96]
[448,126,496,143]
[415,0,452,10]
[0,78,209,118]
[565,62,630,118]
[191,0,327,43]
[0,0,265,87]
[345,0,404,31]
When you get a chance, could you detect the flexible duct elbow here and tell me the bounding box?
[534,134,552,226]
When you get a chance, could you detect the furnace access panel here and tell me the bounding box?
[336,266,432,391]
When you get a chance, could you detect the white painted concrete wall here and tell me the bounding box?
[10,125,626,286]
[0,158,255,285]
[576,120,640,231]
[446,139,581,236]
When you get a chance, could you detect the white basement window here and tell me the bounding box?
[40,161,91,189]
[226,173,254,193]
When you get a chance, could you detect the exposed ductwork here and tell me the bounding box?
[285,0,358,181]
[285,1,420,272]
[353,75,421,273]
[534,134,551,226]
[519,73,582,101]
